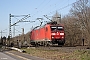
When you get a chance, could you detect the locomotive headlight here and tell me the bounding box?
[62,37,64,38]
[52,37,54,38]
[60,33,64,35]
[51,33,56,35]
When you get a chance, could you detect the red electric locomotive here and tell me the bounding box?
[30,22,65,46]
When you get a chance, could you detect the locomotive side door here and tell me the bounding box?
[45,27,48,40]
[45,26,51,40]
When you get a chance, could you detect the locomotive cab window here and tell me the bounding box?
[57,26,63,30]
[51,26,57,31]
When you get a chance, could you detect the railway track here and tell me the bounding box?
[32,46,90,53]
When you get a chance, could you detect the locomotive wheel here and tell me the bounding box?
[58,40,65,46]
[58,43,64,46]
[44,43,47,47]
[35,43,39,47]
[44,42,50,47]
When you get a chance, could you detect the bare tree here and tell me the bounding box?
[62,15,82,46]
[70,0,90,46]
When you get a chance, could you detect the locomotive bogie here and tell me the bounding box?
[30,40,51,46]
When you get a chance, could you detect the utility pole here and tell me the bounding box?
[9,14,31,38]
[9,14,12,38]
[13,25,18,37]
[0,30,7,37]
[9,14,31,46]
[0,30,6,45]
[22,28,24,35]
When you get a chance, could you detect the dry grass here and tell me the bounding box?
[21,48,90,60]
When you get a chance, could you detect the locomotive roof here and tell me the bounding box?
[32,24,64,30]
[31,21,64,31]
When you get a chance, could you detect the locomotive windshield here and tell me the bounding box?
[51,26,57,31]
[57,26,63,30]
[51,26,63,31]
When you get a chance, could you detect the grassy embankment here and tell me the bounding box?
[21,48,90,60]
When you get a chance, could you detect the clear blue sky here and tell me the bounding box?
[0,0,76,37]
